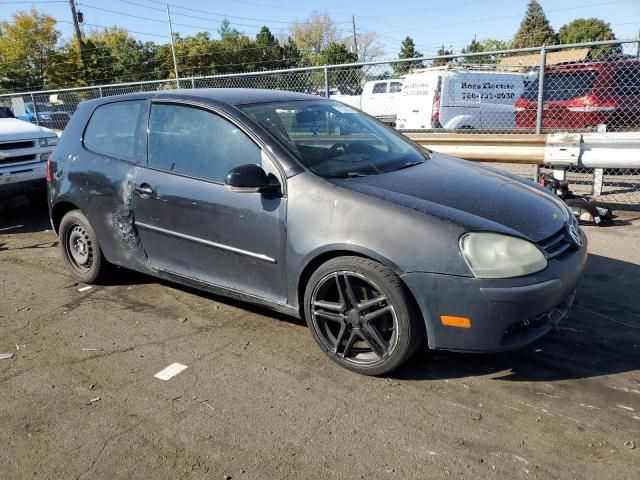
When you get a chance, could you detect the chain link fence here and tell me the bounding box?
[1,39,639,209]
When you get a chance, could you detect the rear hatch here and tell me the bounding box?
[516,69,600,129]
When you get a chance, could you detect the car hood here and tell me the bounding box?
[330,153,567,242]
[0,118,56,141]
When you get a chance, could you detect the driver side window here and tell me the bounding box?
[148,103,262,183]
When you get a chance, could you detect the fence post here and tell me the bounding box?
[535,45,547,134]
[191,77,196,89]
[324,65,330,98]
[98,86,103,98]
[30,93,39,126]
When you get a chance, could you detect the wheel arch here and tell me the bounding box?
[51,200,80,234]
[295,245,412,315]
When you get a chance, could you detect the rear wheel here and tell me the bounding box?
[303,256,425,376]
[59,210,109,284]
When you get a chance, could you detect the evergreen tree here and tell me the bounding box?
[393,37,422,75]
[255,26,283,70]
[512,0,558,48]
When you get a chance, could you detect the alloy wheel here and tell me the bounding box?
[310,271,398,366]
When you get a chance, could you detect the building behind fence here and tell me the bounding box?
[1,39,639,209]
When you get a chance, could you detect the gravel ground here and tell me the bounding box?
[1,197,639,480]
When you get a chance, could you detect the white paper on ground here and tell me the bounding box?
[78,286,92,292]
[154,362,188,381]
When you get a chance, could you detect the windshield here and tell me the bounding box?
[240,100,429,178]
[522,71,597,101]
[0,107,15,118]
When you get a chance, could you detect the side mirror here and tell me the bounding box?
[225,164,280,195]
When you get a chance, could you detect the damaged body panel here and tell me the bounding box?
[49,89,587,375]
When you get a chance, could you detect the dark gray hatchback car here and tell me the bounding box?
[48,89,587,375]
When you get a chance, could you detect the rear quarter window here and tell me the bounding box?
[613,66,640,96]
[522,70,597,101]
[84,101,144,161]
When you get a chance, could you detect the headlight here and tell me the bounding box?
[39,136,58,147]
[459,232,547,278]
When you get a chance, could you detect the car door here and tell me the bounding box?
[364,81,388,117]
[132,101,287,303]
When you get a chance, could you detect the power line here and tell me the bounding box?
[113,0,350,26]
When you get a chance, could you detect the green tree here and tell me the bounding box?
[558,18,620,59]
[77,28,157,85]
[512,0,558,48]
[255,26,283,70]
[432,45,455,67]
[460,37,510,64]
[0,8,60,91]
[218,18,239,40]
[393,36,422,75]
[281,36,302,69]
[319,42,357,65]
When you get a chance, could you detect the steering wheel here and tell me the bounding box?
[328,143,349,157]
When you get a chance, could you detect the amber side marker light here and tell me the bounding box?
[440,315,471,328]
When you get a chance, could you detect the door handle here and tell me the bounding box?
[134,183,154,197]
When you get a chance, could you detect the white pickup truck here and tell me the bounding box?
[0,107,59,204]
[331,79,404,124]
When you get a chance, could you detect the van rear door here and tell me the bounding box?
[397,73,436,130]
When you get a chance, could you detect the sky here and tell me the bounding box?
[0,0,638,58]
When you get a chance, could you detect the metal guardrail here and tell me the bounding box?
[406,133,547,163]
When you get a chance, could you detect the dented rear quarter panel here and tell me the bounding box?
[49,99,150,269]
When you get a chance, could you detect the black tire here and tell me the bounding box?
[303,256,425,376]
[58,209,109,284]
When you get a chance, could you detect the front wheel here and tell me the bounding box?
[304,256,425,376]
[58,210,109,284]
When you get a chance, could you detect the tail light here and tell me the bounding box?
[46,154,52,182]
[566,95,617,112]
[514,97,534,112]
[431,93,441,127]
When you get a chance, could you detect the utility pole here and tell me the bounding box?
[351,15,358,58]
[166,4,180,88]
[68,0,84,66]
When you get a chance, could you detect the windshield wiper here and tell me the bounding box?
[329,172,368,178]
[394,160,425,171]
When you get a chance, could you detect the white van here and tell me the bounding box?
[396,68,528,130]
[331,79,404,124]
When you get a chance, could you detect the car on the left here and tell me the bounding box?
[0,106,59,205]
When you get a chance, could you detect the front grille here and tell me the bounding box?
[0,140,34,150]
[0,154,37,165]
[538,227,573,259]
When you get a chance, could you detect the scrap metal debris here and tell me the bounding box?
[0,352,15,360]
[87,397,101,405]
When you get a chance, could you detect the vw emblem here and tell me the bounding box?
[567,223,583,247]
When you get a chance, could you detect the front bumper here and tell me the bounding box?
[401,234,588,352]
[0,161,47,199]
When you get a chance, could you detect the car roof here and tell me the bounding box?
[86,88,321,107]
[546,58,640,72]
